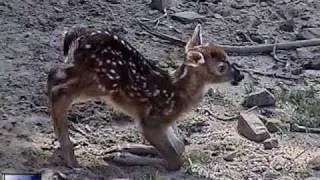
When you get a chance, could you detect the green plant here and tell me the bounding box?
[206,88,224,99]
[276,87,320,128]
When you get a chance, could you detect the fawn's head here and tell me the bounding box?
[183,25,244,86]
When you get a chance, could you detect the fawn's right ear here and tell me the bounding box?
[185,24,203,53]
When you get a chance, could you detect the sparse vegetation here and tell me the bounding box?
[276,87,320,128]
[206,88,224,99]
[244,81,258,95]
[146,172,161,180]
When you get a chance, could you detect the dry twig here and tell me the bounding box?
[271,37,286,64]
[236,68,300,81]
[202,106,258,121]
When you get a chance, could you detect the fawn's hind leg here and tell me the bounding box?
[47,66,103,167]
[47,67,81,167]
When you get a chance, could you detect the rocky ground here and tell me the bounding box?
[0,0,320,179]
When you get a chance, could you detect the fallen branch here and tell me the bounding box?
[271,37,287,64]
[137,21,320,55]
[202,106,258,121]
[237,68,300,81]
[290,123,320,134]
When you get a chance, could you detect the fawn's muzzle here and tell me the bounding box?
[230,63,244,86]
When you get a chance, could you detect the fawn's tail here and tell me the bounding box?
[62,25,88,63]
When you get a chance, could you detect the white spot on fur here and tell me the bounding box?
[115,75,120,79]
[98,84,106,92]
[112,62,117,66]
[107,73,114,80]
[121,40,125,45]
[112,83,118,88]
[85,44,91,49]
[110,69,116,74]
[139,98,148,102]
[113,35,118,40]
[106,59,111,64]
[118,61,123,65]
[91,32,96,36]
[91,54,96,59]
[153,89,160,96]
[97,59,103,66]
[97,30,101,33]
[105,31,110,35]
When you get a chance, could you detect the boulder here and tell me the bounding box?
[237,112,271,142]
[242,89,276,108]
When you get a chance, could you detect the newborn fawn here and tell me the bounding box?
[47,24,244,170]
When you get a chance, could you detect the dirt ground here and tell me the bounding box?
[1,0,320,179]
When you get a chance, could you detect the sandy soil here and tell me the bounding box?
[0,0,320,179]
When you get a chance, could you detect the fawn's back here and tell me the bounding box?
[58,26,177,121]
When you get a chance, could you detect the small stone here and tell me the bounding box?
[279,176,294,180]
[263,138,279,150]
[305,178,320,180]
[263,169,281,180]
[242,89,276,108]
[296,28,320,40]
[303,59,320,70]
[223,151,237,162]
[308,155,320,170]
[237,112,271,142]
[150,0,174,11]
[171,11,205,24]
[279,19,295,32]
[291,68,303,75]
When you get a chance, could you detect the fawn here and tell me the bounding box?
[47,24,244,170]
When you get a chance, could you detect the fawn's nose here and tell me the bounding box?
[230,63,244,86]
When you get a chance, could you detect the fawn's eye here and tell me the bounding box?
[217,62,229,74]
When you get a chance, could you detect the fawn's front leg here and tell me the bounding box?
[142,123,185,170]
[104,120,185,171]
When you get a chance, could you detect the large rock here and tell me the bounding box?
[242,89,276,108]
[171,11,205,24]
[237,112,271,142]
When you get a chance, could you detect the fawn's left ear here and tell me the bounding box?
[184,51,205,67]
[185,24,203,53]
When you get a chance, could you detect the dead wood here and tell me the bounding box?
[236,68,301,81]
[137,20,320,55]
[291,123,320,134]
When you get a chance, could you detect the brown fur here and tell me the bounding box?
[47,24,244,170]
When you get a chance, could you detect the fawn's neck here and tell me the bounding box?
[171,64,208,115]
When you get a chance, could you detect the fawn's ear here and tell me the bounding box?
[185,24,203,53]
[184,51,205,67]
